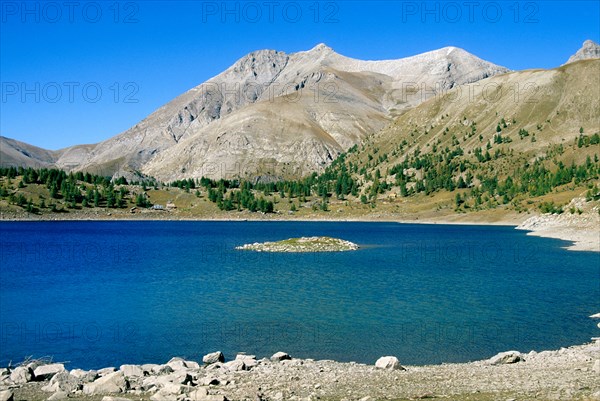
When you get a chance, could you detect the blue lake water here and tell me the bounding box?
[0,221,598,369]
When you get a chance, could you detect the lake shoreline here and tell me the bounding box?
[3,340,600,401]
[2,209,598,252]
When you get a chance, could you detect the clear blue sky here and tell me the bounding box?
[1,0,598,150]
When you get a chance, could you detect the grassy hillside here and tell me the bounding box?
[321,59,600,216]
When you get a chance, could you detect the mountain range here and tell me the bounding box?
[1,40,599,182]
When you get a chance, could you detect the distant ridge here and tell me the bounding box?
[2,43,511,181]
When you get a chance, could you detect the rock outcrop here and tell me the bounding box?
[564,39,600,65]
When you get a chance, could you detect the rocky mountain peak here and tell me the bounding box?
[228,49,289,77]
[441,46,460,55]
[564,39,600,65]
[307,43,335,53]
[2,43,513,181]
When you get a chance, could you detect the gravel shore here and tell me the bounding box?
[3,340,600,401]
[517,199,600,252]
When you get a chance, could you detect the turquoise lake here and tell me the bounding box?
[0,221,598,369]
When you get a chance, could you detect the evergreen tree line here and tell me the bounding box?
[0,167,149,212]
[2,134,599,215]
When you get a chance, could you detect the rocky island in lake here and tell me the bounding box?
[235,236,359,252]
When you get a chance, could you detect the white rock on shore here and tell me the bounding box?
[0,390,13,401]
[120,364,145,378]
[375,356,404,370]
[9,366,32,384]
[270,352,291,362]
[97,367,117,376]
[32,363,65,381]
[202,352,224,365]
[488,351,524,365]
[70,368,98,382]
[82,371,127,395]
[41,372,80,393]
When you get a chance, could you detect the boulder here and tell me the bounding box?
[160,371,193,385]
[224,360,246,372]
[141,364,160,373]
[166,357,188,371]
[188,387,208,400]
[82,371,127,395]
[119,364,145,378]
[270,352,291,362]
[9,366,33,384]
[375,356,404,370]
[593,359,600,374]
[70,369,98,383]
[0,390,13,401]
[141,375,161,391]
[161,382,184,394]
[26,360,45,371]
[202,352,224,365]
[33,364,65,381]
[98,367,117,376]
[150,390,178,401]
[101,397,132,401]
[235,354,258,368]
[126,376,145,391]
[46,391,68,401]
[41,372,81,393]
[199,376,221,386]
[184,360,201,370]
[489,351,524,365]
[149,364,174,376]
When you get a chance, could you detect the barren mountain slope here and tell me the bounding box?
[0,136,60,168]
[37,44,509,180]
